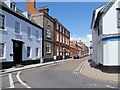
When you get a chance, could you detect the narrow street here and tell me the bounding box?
[1,58,118,89]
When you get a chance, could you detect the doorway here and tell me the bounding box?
[12,40,23,65]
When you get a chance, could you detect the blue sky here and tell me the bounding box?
[15,2,107,46]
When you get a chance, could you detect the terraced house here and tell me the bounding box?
[26,0,70,61]
[0,0,43,69]
[26,0,54,62]
[54,19,70,60]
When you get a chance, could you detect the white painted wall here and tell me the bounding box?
[92,29,99,64]
[0,9,42,62]
[102,1,118,35]
[103,41,119,66]
[92,0,120,66]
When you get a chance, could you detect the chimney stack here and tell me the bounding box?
[38,6,49,14]
[26,0,39,14]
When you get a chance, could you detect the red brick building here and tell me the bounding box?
[54,19,70,60]
[70,42,82,58]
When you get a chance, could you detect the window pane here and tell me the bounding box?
[36,48,39,57]
[46,43,51,53]
[0,14,4,29]
[27,27,31,37]
[60,34,62,43]
[56,32,59,41]
[0,43,4,57]
[15,21,20,34]
[47,19,50,26]
[13,4,15,11]
[36,30,39,39]
[56,24,59,30]
[117,10,120,27]
[27,47,30,57]
[46,29,51,38]
[11,2,16,11]
[63,37,64,43]
[63,28,64,34]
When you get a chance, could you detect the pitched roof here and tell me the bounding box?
[1,2,43,29]
[91,0,115,29]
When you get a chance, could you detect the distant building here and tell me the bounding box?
[26,0,54,62]
[54,19,70,60]
[70,42,82,58]
[70,40,88,58]
[91,0,120,66]
[77,40,89,56]
[0,0,43,69]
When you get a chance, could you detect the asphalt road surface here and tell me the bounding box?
[1,58,119,89]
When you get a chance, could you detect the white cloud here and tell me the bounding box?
[87,34,92,41]
[70,34,92,47]
[70,35,81,41]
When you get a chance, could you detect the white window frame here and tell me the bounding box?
[0,43,6,59]
[46,43,51,53]
[56,32,59,41]
[66,38,67,45]
[27,27,32,38]
[60,26,62,32]
[27,46,31,58]
[60,47,62,56]
[15,21,21,35]
[56,46,59,56]
[46,29,51,38]
[63,36,64,44]
[10,2,16,11]
[56,23,59,30]
[60,34,62,43]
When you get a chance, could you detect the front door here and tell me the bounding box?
[13,40,23,65]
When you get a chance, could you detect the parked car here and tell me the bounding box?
[73,55,79,59]
[80,55,84,58]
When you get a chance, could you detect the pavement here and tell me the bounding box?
[79,57,120,84]
[0,59,69,75]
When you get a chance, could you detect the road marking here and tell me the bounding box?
[94,84,97,86]
[105,85,116,88]
[8,73,15,88]
[16,71,31,88]
[79,67,83,73]
[74,62,84,74]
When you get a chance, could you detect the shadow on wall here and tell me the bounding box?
[88,59,120,73]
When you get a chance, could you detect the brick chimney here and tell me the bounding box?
[26,0,39,14]
[38,6,49,14]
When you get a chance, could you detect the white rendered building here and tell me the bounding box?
[91,0,120,66]
[0,0,43,68]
